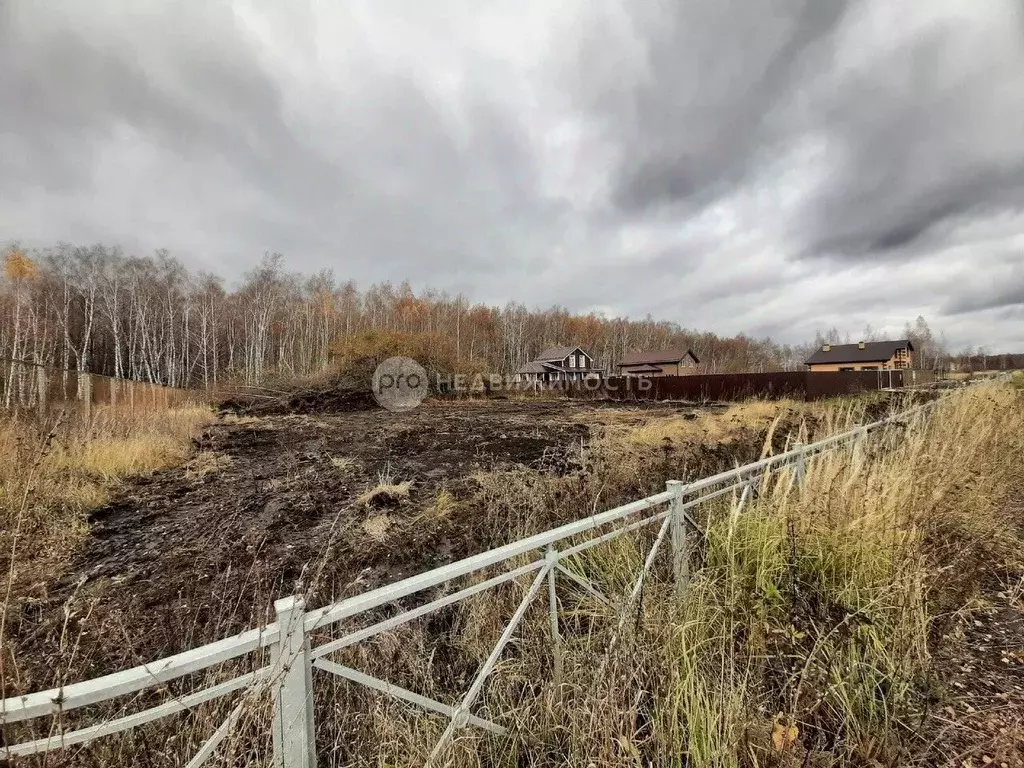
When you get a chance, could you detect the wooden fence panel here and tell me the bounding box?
[0,359,199,417]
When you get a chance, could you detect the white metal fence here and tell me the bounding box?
[0,397,952,767]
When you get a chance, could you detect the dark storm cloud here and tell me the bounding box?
[804,14,1024,258]
[570,0,1024,261]
[2,0,1024,352]
[0,4,291,190]
[570,0,851,212]
[0,1,560,284]
[944,264,1024,315]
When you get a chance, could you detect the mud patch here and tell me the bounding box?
[2,397,810,696]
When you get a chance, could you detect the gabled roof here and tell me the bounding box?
[516,361,550,374]
[619,348,700,366]
[805,340,913,365]
[536,346,590,362]
[623,364,664,373]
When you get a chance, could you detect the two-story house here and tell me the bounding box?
[805,340,914,372]
[514,346,603,384]
[617,348,700,377]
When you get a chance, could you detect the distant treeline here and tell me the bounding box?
[1,242,955,388]
[947,353,1024,372]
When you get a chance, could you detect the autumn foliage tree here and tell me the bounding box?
[0,241,956,389]
[328,329,481,387]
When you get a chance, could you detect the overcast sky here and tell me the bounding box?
[2,1,1023,352]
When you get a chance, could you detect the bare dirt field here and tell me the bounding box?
[8,396,805,691]
[6,388,1023,768]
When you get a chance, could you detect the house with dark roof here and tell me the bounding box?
[514,346,603,384]
[805,340,914,372]
[617,348,700,377]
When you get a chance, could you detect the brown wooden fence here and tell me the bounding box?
[1,358,199,419]
[559,369,936,403]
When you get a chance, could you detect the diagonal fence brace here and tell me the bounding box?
[425,564,550,766]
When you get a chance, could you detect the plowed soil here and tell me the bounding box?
[7,398,754,692]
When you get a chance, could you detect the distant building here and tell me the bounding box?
[805,340,914,372]
[514,346,602,384]
[616,348,700,377]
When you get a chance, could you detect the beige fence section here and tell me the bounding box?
[1,358,198,419]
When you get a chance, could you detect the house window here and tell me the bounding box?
[839,367,854,372]
[862,366,879,371]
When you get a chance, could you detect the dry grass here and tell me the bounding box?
[4,386,1022,767]
[622,400,788,445]
[0,403,211,561]
[307,384,1023,767]
[1,400,218,765]
[354,461,414,508]
[356,481,413,507]
[184,450,233,480]
[329,455,358,471]
[414,487,461,524]
[430,488,458,518]
[362,514,394,540]
[220,413,264,426]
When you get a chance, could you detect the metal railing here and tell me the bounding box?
[0,396,953,767]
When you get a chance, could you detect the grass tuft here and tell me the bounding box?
[1,403,211,567]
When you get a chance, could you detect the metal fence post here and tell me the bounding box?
[793,444,806,488]
[271,596,317,768]
[666,480,689,600]
[545,546,563,687]
[81,372,93,422]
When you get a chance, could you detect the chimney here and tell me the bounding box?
[822,344,831,352]
[858,341,867,349]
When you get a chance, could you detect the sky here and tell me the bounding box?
[2,0,1023,352]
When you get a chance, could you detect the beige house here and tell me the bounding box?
[805,340,914,372]
[617,348,700,377]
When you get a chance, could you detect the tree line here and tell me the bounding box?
[1,243,958,389]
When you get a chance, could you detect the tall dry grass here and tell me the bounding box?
[309,384,1022,766]
[4,386,1021,767]
[0,399,216,766]
[0,403,211,563]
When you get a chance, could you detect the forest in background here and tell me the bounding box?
[0,243,968,389]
